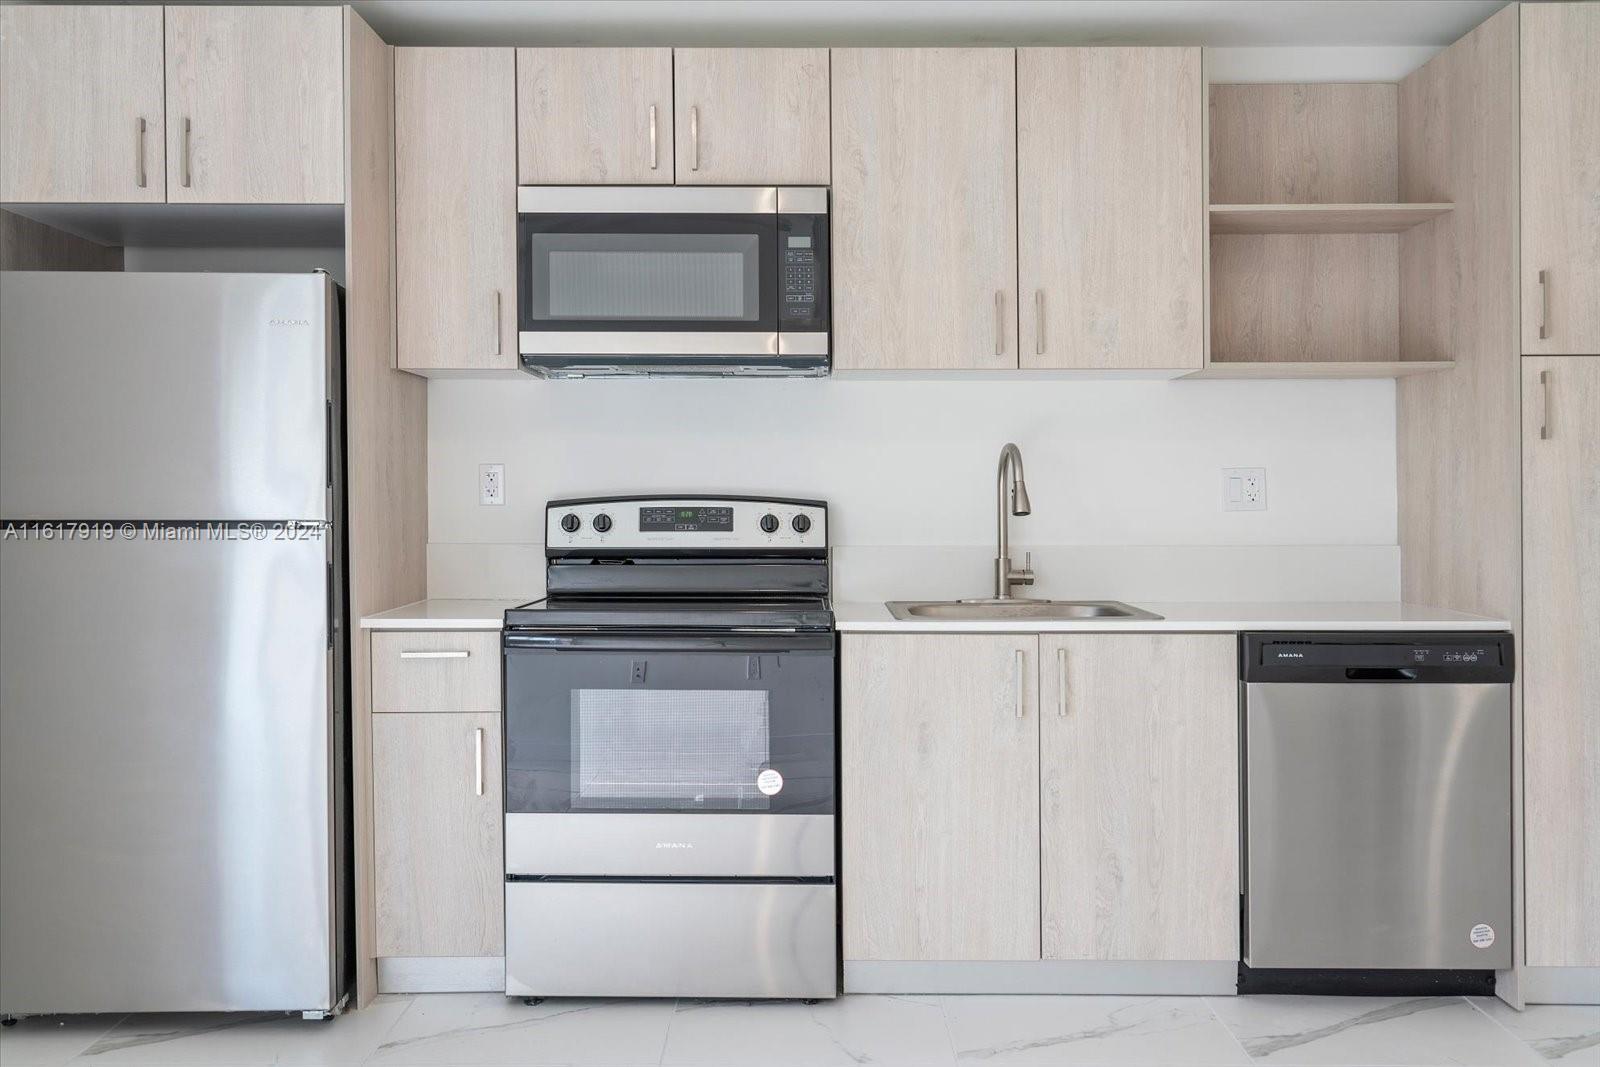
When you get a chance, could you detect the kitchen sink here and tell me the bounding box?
[885,599,1163,621]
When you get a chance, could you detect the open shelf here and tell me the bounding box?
[1210,203,1454,235]
[1187,360,1455,380]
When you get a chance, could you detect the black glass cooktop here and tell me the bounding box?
[504,596,834,632]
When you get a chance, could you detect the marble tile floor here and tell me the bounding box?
[2,993,1596,1067]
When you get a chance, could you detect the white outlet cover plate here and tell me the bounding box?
[480,463,505,506]
[1223,467,1267,511]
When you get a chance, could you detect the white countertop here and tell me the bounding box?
[832,600,1509,632]
[360,598,524,630]
[363,597,1508,633]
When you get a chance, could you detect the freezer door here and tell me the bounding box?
[0,531,339,1014]
[0,272,333,521]
[1244,681,1512,970]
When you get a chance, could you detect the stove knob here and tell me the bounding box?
[791,514,813,534]
[592,513,613,533]
[560,513,581,533]
[759,514,780,533]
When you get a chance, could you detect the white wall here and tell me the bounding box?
[427,377,1399,600]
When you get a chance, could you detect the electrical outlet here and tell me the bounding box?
[479,463,504,506]
[1223,467,1267,512]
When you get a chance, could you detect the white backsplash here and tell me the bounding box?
[426,376,1400,602]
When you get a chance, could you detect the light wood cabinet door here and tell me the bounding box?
[0,5,165,203]
[163,6,343,204]
[517,48,673,184]
[396,48,517,371]
[673,48,830,185]
[841,634,1040,961]
[1523,357,1600,966]
[1521,2,1600,355]
[1019,48,1204,371]
[1040,634,1238,961]
[831,49,1018,370]
[374,713,504,957]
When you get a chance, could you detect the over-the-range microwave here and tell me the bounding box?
[516,186,830,378]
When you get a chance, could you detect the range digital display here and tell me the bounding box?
[639,505,734,532]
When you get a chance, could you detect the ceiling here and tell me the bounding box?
[349,0,1511,48]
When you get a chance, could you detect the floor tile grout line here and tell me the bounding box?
[1463,994,1547,1062]
[356,993,421,1067]
[1203,995,1261,1064]
[930,993,963,1066]
[655,997,676,1067]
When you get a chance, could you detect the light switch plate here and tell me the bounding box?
[479,463,504,506]
[1223,467,1267,511]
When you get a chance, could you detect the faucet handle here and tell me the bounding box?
[1019,551,1035,585]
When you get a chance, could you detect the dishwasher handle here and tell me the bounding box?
[1346,667,1419,681]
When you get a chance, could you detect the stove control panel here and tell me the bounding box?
[547,497,827,551]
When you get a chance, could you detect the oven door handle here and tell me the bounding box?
[504,630,835,653]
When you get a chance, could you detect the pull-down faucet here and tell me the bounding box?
[991,443,1035,600]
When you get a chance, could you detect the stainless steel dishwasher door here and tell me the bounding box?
[1244,681,1512,971]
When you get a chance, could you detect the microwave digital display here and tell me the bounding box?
[640,506,734,532]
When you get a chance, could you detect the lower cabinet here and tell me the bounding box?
[1039,634,1239,961]
[373,712,504,958]
[841,631,1239,964]
[842,634,1040,960]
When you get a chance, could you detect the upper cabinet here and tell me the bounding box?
[1521,2,1600,355]
[0,5,166,203]
[395,48,518,373]
[1018,48,1204,371]
[672,49,830,185]
[832,49,1019,371]
[517,48,673,184]
[164,6,343,204]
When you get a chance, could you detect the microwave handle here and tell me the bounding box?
[504,630,834,654]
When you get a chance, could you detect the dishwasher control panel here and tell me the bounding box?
[1244,632,1515,683]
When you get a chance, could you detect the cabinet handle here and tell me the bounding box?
[994,291,1005,356]
[181,117,192,188]
[1013,649,1026,719]
[1056,647,1068,717]
[136,118,147,188]
[1034,289,1045,355]
[474,727,485,797]
[399,650,469,659]
[1540,368,1553,440]
[1538,269,1551,340]
[690,106,700,171]
[649,104,659,170]
[493,290,503,356]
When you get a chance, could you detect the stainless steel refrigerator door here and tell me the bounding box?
[505,881,837,998]
[0,531,338,1014]
[0,272,333,521]
[1244,681,1512,971]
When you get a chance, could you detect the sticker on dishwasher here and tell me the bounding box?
[756,769,784,796]
[1470,923,1496,949]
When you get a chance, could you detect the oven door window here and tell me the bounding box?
[505,645,834,815]
[519,214,777,333]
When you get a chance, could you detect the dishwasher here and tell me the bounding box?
[1240,632,1514,994]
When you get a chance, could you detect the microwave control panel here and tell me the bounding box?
[778,211,829,331]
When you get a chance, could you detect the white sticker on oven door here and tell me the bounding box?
[757,769,784,796]
[1470,923,1496,948]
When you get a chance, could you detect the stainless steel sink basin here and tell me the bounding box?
[885,599,1163,622]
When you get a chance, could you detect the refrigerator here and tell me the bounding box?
[0,272,348,1017]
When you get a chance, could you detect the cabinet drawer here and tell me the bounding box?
[372,631,501,713]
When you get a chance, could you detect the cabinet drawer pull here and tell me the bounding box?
[399,650,470,660]
[690,106,701,171]
[1014,648,1025,719]
[1035,289,1045,355]
[994,291,1005,356]
[493,290,503,356]
[181,117,192,188]
[136,117,147,188]
[1056,647,1068,717]
[474,727,485,797]
[1538,269,1551,340]
[649,104,659,170]
[1540,368,1553,440]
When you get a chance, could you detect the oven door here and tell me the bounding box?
[517,188,778,357]
[502,629,835,878]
